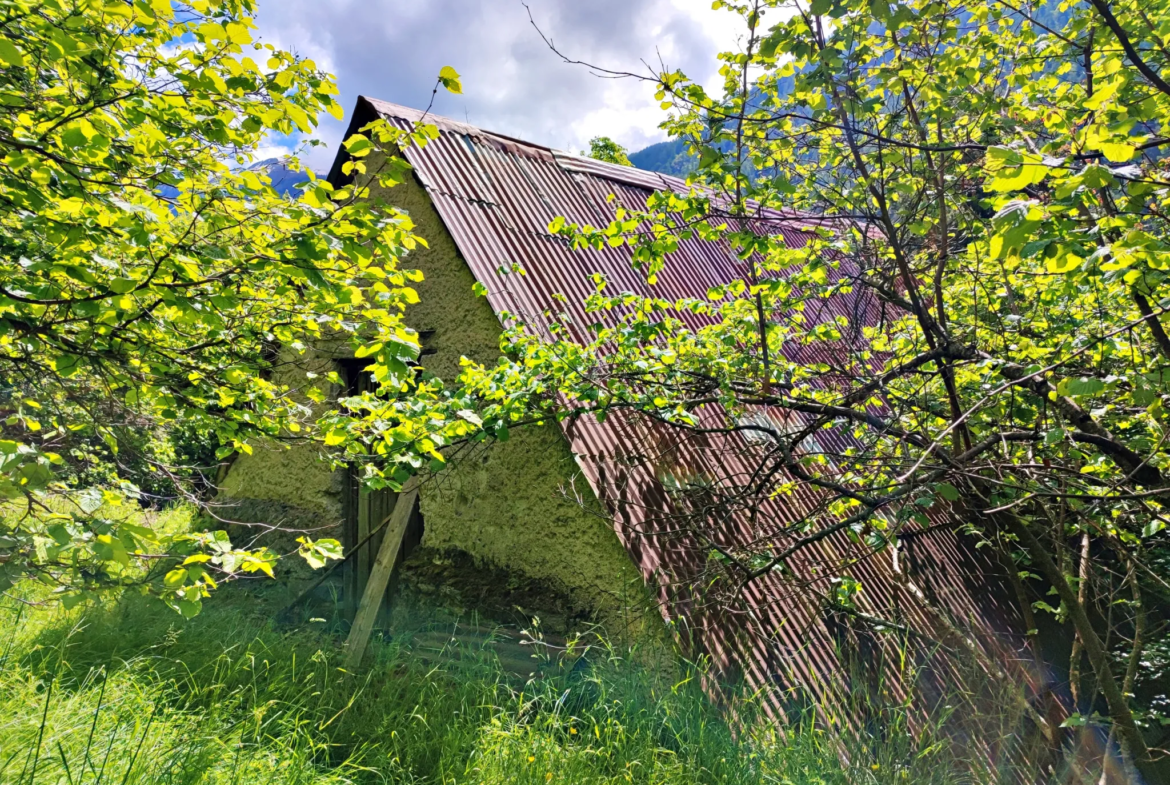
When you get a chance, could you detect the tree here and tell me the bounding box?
[584,136,633,166]
[0,0,461,616]
[456,0,1170,777]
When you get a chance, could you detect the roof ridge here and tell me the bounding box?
[361,95,556,151]
[359,95,691,194]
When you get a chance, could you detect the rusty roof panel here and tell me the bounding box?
[350,97,1028,722]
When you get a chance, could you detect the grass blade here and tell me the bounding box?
[26,677,54,785]
[57,740,75,785]
[81,668,108,780]
[92,721,120,785]
[117,702,157,785]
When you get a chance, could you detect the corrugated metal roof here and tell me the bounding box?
[332,97,1035,729]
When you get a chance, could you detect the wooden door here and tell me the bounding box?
[338,359,422,623]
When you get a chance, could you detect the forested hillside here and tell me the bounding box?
[629,139,694,176]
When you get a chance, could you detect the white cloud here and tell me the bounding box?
[253,0,750,170]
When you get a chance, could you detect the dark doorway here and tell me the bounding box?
[337,358,424,624]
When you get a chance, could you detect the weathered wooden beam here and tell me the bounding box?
[355,485,371,596]
[342,467,361,621]
[344,478,418,670]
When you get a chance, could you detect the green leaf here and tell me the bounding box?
[1081,164,1116,188]
[151,0,175,19]
[54,354,82,377]
[354,341,382,358]
[109,277,136,294]
[988,162,1048,192]
[1131,383,1158,407]
[225,22,251,45]
[1083,79,1120,110]
[315,539,343,560]
[1098,142,1136,162]
[438,65,462,94]
[935,483,960,502]
[1046,252,1084,274]
[759,28,784,59]
[984,146,1023,172]
[298,536,344,570]
[178,600,202,619]
[77,487,104,514]
[698,147,722,169]
[47,524,71,547]
[344,134,373,157]
[164,568,188,588]
[1057,377,1106,397]
[0,38,25,68]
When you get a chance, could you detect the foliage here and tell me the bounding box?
[438,0,1170,778]
[0,0,467,613]
[0,582,1032,784]
[584,136,633,167]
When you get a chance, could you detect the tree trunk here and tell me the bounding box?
[1069,531,1091,707]
[1007,515,1156,782]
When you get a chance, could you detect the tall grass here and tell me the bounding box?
[0,589,1029,785]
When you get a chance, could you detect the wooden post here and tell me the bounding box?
[342,467,361,621]
[356,487,371,594]
[344,479,418,670]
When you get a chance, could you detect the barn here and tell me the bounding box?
[218,97,1033,723]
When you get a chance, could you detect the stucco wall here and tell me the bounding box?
[213,349,344,582]
[218,153,649,621]
[373,161,648,618]
[216,350,343,519]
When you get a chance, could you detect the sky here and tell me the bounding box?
[254,0,749,169]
